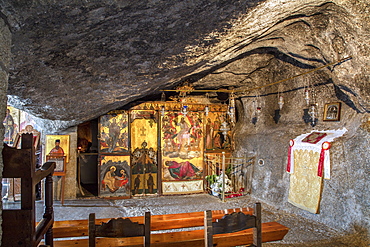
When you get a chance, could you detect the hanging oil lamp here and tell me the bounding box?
[278,95,284,110]
[220,121,230,139]
[256,94,262,114]
[304,88,310,106]
[308,103,318,127]
[251,99,258,125]
[204,105,209,116]
[227,92,236,123]
[204,93,210,116]
[161,105,165,117]
[278,94,284,110]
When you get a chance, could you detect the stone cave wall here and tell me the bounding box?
[0,17,11,243]
[233,76,369,234]
[191,0,370,235]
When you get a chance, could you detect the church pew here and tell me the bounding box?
[51,208,253,238]
[53,221,288,247]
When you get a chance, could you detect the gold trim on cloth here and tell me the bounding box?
[288,149,323,214]
[162,180,203,194]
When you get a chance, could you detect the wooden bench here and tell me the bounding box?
[89,212,151,247]
[51,206,289,247]
[52,207,252,238]
[205,203,261,247]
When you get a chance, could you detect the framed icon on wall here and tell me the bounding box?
[45,135,70,163]
[323,102,341,121]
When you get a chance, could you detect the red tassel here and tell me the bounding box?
[318,142,331,177]
[287,139,294,172]
[318,148,325,177]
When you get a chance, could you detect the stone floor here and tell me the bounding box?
[4,194,369,246]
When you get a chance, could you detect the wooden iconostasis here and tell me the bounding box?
[97,102,233,198]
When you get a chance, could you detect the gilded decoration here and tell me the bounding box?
[99,111,129,153]
[99,155,130,198]
[161,111,203,159]
[130,110,157,150]
[131,141,158,195]
[288,149,323,213]
[130,110,158,195]
[161,109,204,194]
[205,112,232,151]
[130,101,227,112]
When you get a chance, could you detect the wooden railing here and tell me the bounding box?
[2,133,55,247]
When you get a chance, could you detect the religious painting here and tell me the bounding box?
[323,102,341,121]
[3,106,20,146]
[302,132,327,144]
[161,111,203,159]
[130,110,157,150]
[131,142,158,196]
[162,156,203,194]
[19,110,42,133]
[162,158,203,181]
[99,155,130,198]
[130,110,158,196]
[161,110,204,194]
[204,112,232,151]
[45,135,70,163]
[99,111,129,153]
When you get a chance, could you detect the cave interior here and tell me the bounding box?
[0,0,369,246]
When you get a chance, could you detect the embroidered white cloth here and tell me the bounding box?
[287,128,347,179]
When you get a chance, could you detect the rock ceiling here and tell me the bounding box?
[1,0,369,129]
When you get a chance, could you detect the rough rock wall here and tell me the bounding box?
[0,16,11,243]
[194,1,369,112]
[4,0,262,123]
[235,97,369,232]
[1,0,369,132]
[231,66,369,234]
[189,0,370,235]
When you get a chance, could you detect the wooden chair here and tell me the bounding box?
[88,212,151,247]
[2,133,55,247]
[204,202,261,247]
